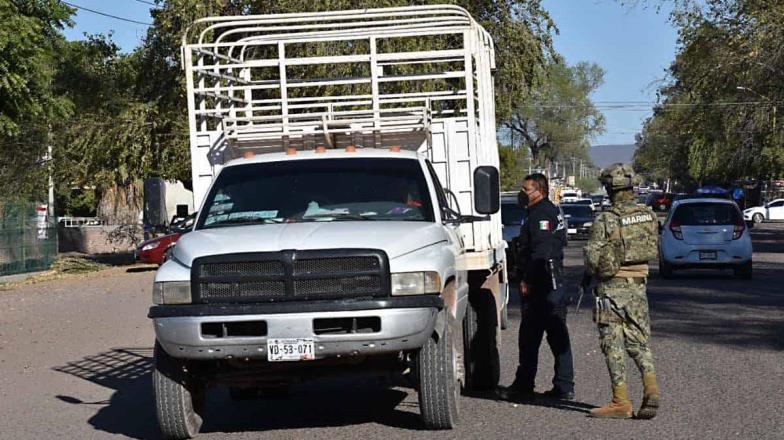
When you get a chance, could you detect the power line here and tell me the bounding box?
[63,1,153,26]
[133,0,158,6]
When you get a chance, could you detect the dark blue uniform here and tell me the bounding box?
[514,198,574,395]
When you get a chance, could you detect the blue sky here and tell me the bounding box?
[62,0,679,146]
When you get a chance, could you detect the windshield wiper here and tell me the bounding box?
[203,217,283,228]
[302,212,376,221]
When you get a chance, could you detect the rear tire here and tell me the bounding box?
[753,213,764,224]
[734,261,753,280]
[153,342,205,440]
[417,322,459,429]
[462,293,500,390]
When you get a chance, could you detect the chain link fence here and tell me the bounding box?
[0,202,57,276]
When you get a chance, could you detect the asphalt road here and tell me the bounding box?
[1,224,782,440]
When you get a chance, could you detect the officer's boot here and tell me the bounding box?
[589,384,633,419]
[637,373,660,419]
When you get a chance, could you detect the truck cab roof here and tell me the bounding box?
[222,148,422,168]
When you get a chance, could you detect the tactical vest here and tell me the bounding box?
[609,204,659,265]
[584,204,658,279]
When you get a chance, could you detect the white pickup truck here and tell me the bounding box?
[149,6,507,438]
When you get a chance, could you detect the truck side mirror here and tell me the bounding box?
[474,166,500,214]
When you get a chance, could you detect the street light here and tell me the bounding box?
[736,86,777,130]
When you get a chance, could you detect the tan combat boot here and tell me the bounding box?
[589,384,633,419]
[637,373,660,420]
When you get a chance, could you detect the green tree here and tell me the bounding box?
[0,0,73,201]
[635,0,784,185]
[505,61,605,170]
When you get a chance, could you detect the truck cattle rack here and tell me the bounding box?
[182,5,500,259]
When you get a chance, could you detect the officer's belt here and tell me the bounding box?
[607,277,646,285]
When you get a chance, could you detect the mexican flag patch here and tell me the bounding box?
[538,220,550,231]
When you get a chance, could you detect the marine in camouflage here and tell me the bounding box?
[587,163,658,388]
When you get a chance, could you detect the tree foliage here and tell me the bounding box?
[504,61,605,169]
[635,0,784,185]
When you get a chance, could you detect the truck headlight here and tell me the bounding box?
[152,281,191,304]
[390,272,441,296]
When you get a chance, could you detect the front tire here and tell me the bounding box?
[753,213,764,224]
[153,342,205,440]
[417,322,459,429]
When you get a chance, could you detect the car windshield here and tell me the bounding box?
[561,205,593,218]
[672,203,740,226]
[590,195,603,202]
[197,158,434,229]
[501,203,525,226]
[576,199,592,205]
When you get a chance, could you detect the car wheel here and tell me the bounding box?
[734,261,752,280]
[153,342,205,440]
[659,258,673,279]
[417,318,460,429]
[753,213,764,224]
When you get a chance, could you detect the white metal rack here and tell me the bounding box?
[182,6,501,256]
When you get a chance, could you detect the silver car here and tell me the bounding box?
[659,198,753,279]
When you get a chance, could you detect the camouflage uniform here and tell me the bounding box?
[588,195,657,386]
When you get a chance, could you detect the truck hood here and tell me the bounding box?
[173,221,448,267]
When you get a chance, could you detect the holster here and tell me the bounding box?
[593,296,623,324]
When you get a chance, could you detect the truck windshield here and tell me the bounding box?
[197,158,434,229]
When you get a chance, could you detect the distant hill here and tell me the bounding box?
[589,144,637,169]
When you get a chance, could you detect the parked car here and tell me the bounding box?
[659,198,752,279]
[561,204,593,239]
[743,199,784,224]
[136,212,197,265]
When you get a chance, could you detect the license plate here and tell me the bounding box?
[567,228,577,234]
[699,251,717,260]
[267,338,315,362]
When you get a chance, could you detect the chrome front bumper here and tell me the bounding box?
[154,307,438,360]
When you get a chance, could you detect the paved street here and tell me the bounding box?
[1,224,782,440]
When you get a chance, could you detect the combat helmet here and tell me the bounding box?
[599,163,641,191]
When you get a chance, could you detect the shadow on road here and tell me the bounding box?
[53,347,159,439]
[53,348,424,438]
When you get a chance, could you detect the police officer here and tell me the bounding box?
[582,163,660,419]
[499,173,574,401]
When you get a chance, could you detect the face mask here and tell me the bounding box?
[517,190,529,208]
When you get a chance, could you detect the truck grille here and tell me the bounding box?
[191,250,390,303]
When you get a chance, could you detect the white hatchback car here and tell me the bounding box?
[743,198,784,224]
[659,198,753,279]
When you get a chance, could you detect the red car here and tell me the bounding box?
[135,233,182,265]
[135,212,196,265]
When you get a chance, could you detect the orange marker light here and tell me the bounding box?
[315,146,327,153]
[345,145,356,152]
[242,151,256,159]
[286,147,297,155]
[389,146,401,152]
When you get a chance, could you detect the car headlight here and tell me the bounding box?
[583,222,592,228]
[152,281,191,304]
[142,241,161,251]
[390,272,441,296]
